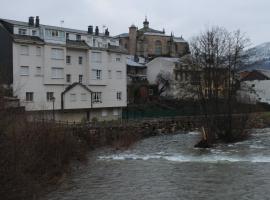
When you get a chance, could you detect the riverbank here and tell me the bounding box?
[1,112,270,200]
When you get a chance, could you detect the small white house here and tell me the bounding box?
[146,56,197,99]
[239,70,270,104]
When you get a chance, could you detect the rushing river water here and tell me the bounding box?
[46,129,270,200]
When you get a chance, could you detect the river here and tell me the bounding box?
[45,129,270,200]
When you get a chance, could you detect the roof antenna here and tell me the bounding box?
[60,20,64,27]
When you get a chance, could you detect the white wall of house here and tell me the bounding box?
[10,21,127,121]
[146,57,175,85]
[239,80,270,104]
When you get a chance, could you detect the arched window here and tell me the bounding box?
[155,40,162,55]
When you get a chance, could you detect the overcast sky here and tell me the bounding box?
[1,0,269,47]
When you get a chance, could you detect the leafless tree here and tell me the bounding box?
[156,70,173,96]
[186,26,250,145]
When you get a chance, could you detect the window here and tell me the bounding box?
[149,89,154,96]
[66,55,71,64]
[102,110,108,117]
[46,92,54,102]
[78,56,83,65]
[66,33,69,40]
[92,92,102,103]
[66,74,71,83]
[26,92,33,102]
[117,92,122,100]
[93,39,96,47]
[51,68,64,79]
[20,45,29,55]
[36,66,42,76]
[70,94,76,102]
[116,71,122,79]
[108,70,112,79]
[36,47,41,56]
[76,34,81,41]
[91,52,102,63]
[19,28,27,35]
[81,93,87,101]
[116,55,121,62]
[92,69,102,80]
[155,40,162,55]
[32,30,37,36]
[51,48,64,60]
[79,75,83,83]
[20,66,29,76]
[113,109,119,116]
[45,29,65,38]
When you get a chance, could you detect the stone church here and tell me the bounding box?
[116,18,190,60]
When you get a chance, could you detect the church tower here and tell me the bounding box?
[128,24,137,55]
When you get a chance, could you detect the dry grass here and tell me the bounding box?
[0,112,88,200]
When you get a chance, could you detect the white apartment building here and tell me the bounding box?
[0,16,127,122]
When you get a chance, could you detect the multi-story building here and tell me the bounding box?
[0,16,127,122]
[116,18,190,60]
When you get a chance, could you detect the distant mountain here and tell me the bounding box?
[241,42,270,71]
[247,42,270,63]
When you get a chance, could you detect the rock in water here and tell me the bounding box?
[194,139,212,148]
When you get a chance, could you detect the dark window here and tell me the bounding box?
[26,92,33,102]
[66,33,69,40]
[46,92,54,102]
[79,56,83,65]
[66,74,71,83]
[79,75,83,83]
[76,34,81,41]
[66,56,71,64]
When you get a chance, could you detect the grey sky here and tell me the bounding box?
[1,0,269,46]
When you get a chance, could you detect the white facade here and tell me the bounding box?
[2,17,127,122]
[239,80,270,104]
[146,57,178,98]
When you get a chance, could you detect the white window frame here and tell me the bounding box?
[92,69,102,80]
[51,67,64,79]
[91,52,102,63]
[92,92,102,103]
[51,48,64,60]
[20,66,29,76]
[20,45,29,55]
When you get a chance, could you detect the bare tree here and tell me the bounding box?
[187,26,250,145]
[156,70,173,97]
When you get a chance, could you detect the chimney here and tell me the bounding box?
[88,25,93,34]
[95,26,99,36]
[28,16,34,26]
[105,28,110,36]
[35,16,40,27]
